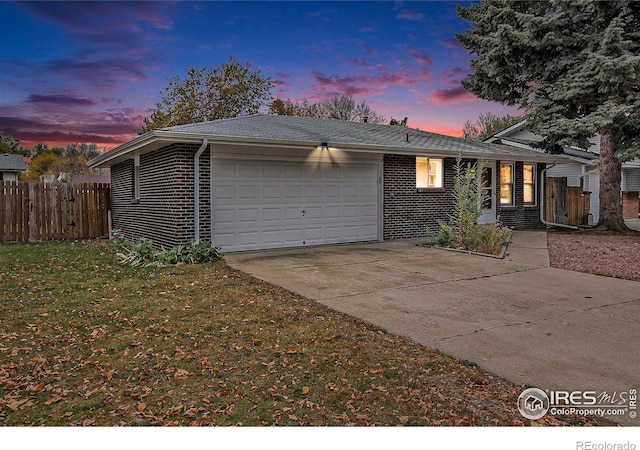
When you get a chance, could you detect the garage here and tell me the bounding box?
[211,158,381,252]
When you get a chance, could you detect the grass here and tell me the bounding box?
[0,241,602,426]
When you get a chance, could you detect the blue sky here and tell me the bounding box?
[0,1,519,150]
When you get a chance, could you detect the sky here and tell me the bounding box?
[0,0,520,152]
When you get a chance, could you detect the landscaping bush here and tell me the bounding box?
[112,230,223,267]
[436,157,510,256]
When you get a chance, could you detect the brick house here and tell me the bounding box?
[89,115,558,252]
[486,120,640,224]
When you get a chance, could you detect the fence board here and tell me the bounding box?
[0,181,110,243]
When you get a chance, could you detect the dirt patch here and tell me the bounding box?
[548,230,640,282]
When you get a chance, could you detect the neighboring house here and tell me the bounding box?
[0,154,27,182]
[486,121,640,223]
[40,173,111,184]
[88,114,558,252]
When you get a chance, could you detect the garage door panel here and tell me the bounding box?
[263,185,282,199]
[239,163,260,178]
[214,209,235,224]
[214,185,235,201]
[238,208,260,223]
[263,207,283,221]
[212,159,379,252]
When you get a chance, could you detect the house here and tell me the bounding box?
[485,121,640,223]
[88,114,558,252]
[0,154,27,182]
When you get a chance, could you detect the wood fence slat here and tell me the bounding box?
[0,181,110,243]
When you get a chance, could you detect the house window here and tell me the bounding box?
[416,157,443,189]
[500,163,514,206]
[131,155,140,200]
[523,164,536,205]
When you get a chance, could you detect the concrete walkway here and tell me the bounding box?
[226,233,640,425]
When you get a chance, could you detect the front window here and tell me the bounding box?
[416,157,443,189]
[523,164,536,205]
[500,163,514,206]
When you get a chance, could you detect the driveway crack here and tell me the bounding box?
[430,297,640,342]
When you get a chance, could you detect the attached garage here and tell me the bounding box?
[89,114,556,252]
[211,158,381,252]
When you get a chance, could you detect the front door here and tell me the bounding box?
[478,162,496,224]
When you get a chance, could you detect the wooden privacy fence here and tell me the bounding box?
[0,181,110,243]
[546,177,591,226]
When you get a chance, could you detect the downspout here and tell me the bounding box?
[193,138,208,243]
[540,163,578,230]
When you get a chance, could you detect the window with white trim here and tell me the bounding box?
[523,164,536,205]
[416,157,443,189]
[499,163,514,206]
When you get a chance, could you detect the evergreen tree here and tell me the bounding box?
[457,0,640,231]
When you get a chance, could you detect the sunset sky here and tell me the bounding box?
[0,1,520,151]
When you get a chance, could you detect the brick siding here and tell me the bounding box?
[110,143,211,249]
[383,156,544,240]
[496,161,545,230]
[383,154,456,239]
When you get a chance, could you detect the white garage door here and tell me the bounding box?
[211,158,380,252]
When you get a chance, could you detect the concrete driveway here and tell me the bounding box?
[226,232,640,425]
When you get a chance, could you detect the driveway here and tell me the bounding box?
[226,232,640,425]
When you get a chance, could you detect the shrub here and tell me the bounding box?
[112,230,223,267]
[435,157,510,256]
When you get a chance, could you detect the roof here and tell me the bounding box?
[0,153,27,171]
[89,114,557,168]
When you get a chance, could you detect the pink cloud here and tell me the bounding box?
[406,46,433,66]
[440,67,470,86]
[427,86,477,105]
[310,68,431,98]
[440,38,463,49]
[396,10,425,22]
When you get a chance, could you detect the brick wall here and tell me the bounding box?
[383,154,455,239]
[383,156,545,239]
[110,143,211,249]
[496,161,545,230]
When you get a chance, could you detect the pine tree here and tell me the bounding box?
[457,0,640,231]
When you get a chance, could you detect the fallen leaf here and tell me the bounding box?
[137,402,146,413]
[301,386,310,394]
[287,345,300,354]
[201,397,210,404]
[399,416,409,424]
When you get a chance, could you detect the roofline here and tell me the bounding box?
[484,119,529,141]
[89,127,558,169]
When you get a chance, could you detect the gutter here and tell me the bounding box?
[540,163,578,230]
[193,138,208,243]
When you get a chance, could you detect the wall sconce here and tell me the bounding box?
[319,142,329,151]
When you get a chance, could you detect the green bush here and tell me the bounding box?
[112,230,223,267]
[463,224,511,255]
[435,157,511,256]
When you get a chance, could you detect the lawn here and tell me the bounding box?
[0,241,601,426]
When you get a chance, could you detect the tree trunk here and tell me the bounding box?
[595,131,630,232]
